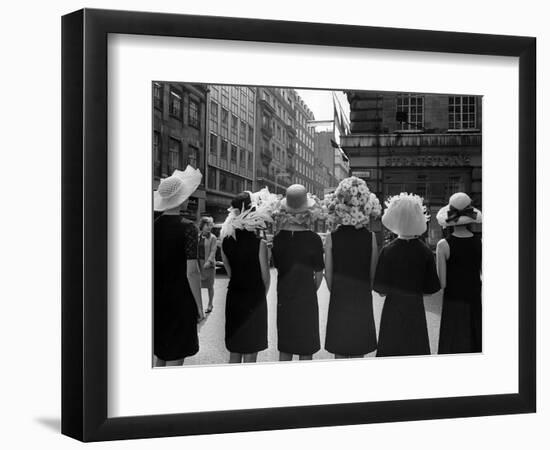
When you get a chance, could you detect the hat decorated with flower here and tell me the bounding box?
[323,176,381,230]
[436,192,482,228]
[220,187,280,240]
[273,184,325,232]
[382,192,430,236]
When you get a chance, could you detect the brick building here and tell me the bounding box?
[153,82,208,218]
[340,91,482,248]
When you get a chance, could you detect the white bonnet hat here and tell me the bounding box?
[382,193,429,236]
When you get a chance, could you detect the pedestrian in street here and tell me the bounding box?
[272,184,325,361]
[220,188,278,363]
[323,177,382,359]
[153,166,205,367]
[435,193,482,354]
[373,193,441,357]
[198,216,217,314]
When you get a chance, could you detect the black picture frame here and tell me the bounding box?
[61,8,536,442]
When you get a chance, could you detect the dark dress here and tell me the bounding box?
[374,238,441,357]
[154,216,199,361]
[325,226,377,356]
[272,230,324,355]
[438,235,482,354]
[222,230,268,354]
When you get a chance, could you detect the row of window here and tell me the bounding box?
[396,94,478,131]
[207,168,253,194]
[153,131,199,176]
[211,85,256,125]
[295,160,314,181]
[153,83,201,129]
[297,145,314,165]
[261,90,294,128]
[209,134,253,169]
[210,101,255,148]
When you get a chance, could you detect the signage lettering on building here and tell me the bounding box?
[353,170,372,179]
[384,155,471,167]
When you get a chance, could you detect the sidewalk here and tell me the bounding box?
[185,269,443,366]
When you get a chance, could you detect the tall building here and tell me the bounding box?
[153,82,208,218]
[340,91,482,247]
[255,87,296,195]
[310,119,350,194]
[290,91,317,196]
[205,85,256,221]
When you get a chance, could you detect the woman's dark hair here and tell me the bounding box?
[199,216,213,231]
[231,192,251,210]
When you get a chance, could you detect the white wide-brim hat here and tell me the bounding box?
[154,165,202,212]
[280,184,316,213]
[382,193,428,236]
[436,192,482,228]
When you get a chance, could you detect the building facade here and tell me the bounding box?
[334,147,350,182]
[311,119,350,194]
[255,87,296,195]
[205,85,256,221]
[340,91,482,248]
[290,92,318,196]
[153,82,208,218]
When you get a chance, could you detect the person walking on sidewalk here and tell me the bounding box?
[198,216,217,314]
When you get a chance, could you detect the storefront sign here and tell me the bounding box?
[353,170,372,178]
[385,155,471,167]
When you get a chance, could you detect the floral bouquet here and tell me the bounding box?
[323,176,381,230]
[220,187,280,239]
[272,193,326,232]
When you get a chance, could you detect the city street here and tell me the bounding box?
[185,268,443,365]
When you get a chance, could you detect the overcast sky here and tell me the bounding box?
[295,89,350,122]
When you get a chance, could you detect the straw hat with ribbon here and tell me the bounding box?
[153,165,202,212]
[436,192,482,228]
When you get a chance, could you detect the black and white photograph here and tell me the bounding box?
[152,84,482,367]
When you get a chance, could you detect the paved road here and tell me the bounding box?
[185,268,443,366]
